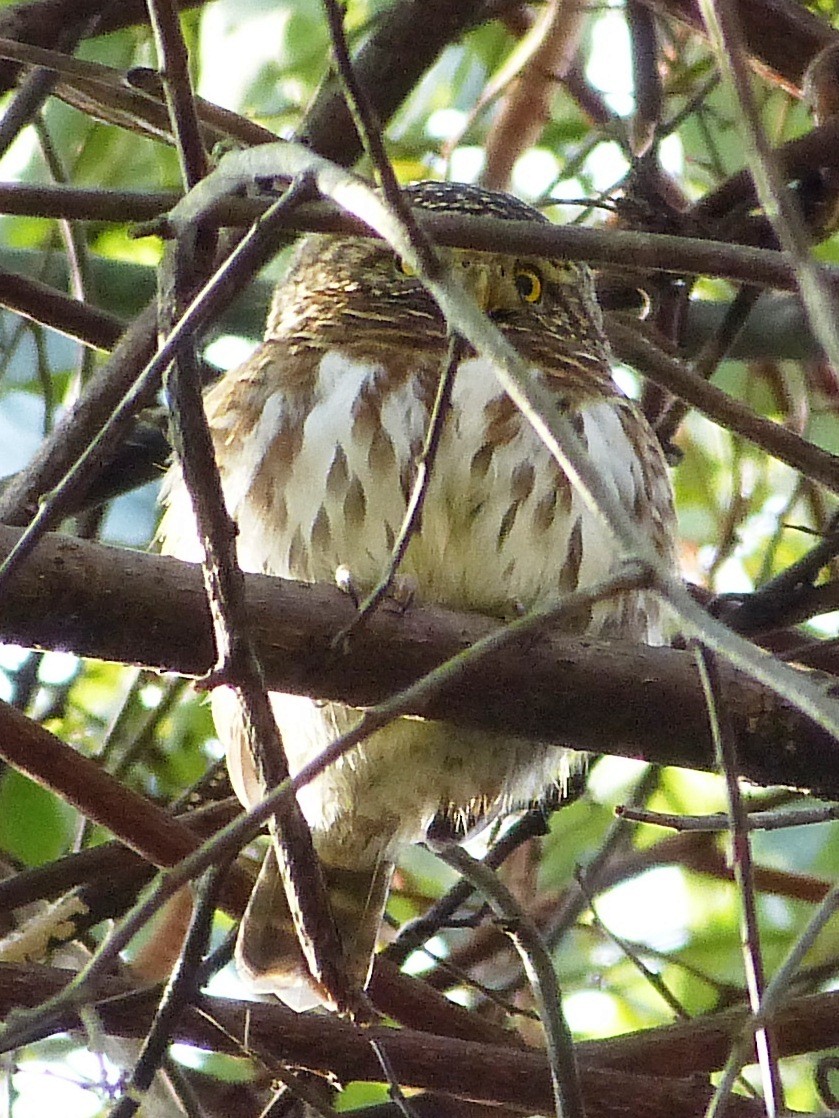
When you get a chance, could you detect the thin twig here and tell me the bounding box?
[609,317,839,495]
[386,807,556,967]
[655,283,763,446]
[439,844,584,1118]
[481,0,585,191]
[581,882,689,1021]
[335,334,463,644]
[368,1036,422,1118]
[161,171,357,1013]
[5,179,839,293]
[145,0,208,188]
[543,765,662,952]
[695,646,783,1118]
[319,0,438,274]
[109,861,227,1118]
[618,802,839,833]
[626,0,662,157]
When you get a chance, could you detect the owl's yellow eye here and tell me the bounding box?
[514,266,543,304]
[397,257,417,278]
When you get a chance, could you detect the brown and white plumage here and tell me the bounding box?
[160,181,676,1008]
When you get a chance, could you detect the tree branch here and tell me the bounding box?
[2,524,838,796]
[0,960,786,1117]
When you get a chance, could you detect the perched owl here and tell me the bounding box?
[160,181,676,1009]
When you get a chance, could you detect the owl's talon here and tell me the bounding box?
[335,564,360,607]
[381,573,417,614]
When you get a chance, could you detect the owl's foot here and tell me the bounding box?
[333,564,417,652]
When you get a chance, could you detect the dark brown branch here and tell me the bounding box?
[637,0,836,92]
[609,317,839,493]
[2,524,839,797]
[3,179,839,294]
[297,0,492,166]
[0,697,252,919]
[0,0,208,94]
[0,266,124,350]
[0,961,785,1117]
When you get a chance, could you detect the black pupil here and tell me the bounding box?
[516,272,536,299]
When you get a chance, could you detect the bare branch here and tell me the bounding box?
[2,524,839,796]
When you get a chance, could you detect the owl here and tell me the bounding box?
[160,180,676,1009]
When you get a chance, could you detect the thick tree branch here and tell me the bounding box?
[0,961,791,1117]
[2,524,838,796]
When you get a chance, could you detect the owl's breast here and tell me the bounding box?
[216,348,673,642]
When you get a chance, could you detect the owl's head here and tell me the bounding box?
[266,180,609,370]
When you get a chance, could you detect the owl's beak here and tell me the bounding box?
[460,260,504,316]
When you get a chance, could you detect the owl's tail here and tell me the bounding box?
[235,843,394,1011]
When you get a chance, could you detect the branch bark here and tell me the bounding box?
[2,524,838,796]
[0,961,786,1117]
[638,0,836,91]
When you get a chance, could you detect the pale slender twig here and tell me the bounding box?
[618,803,839,832]
[439,844,583,1118]
[368,1036,422,1118]
[705,878,839,1114]
[695,647,783,1118]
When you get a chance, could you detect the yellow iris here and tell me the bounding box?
[514,266,543,304]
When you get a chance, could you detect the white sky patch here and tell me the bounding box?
[586,755,651,802]
[401,933,449,977]
[12,1048,123,1118]
[595,866,691,953]
[204,334,258,370]
[697,549,754,593]
[139,681,164,709]
[198,0,299,111]
[38,650,78,686]
[204,734,225,761]
[447,145,485,184]
[808,609,839,637]
[583,141,631,195]
[612,363,642,399]
[563,988,622,1038]
[660,132,685,178]
[511,148,560,201]
[0,643,30,671]
[586,10,634,117]
[426,107,468,141]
